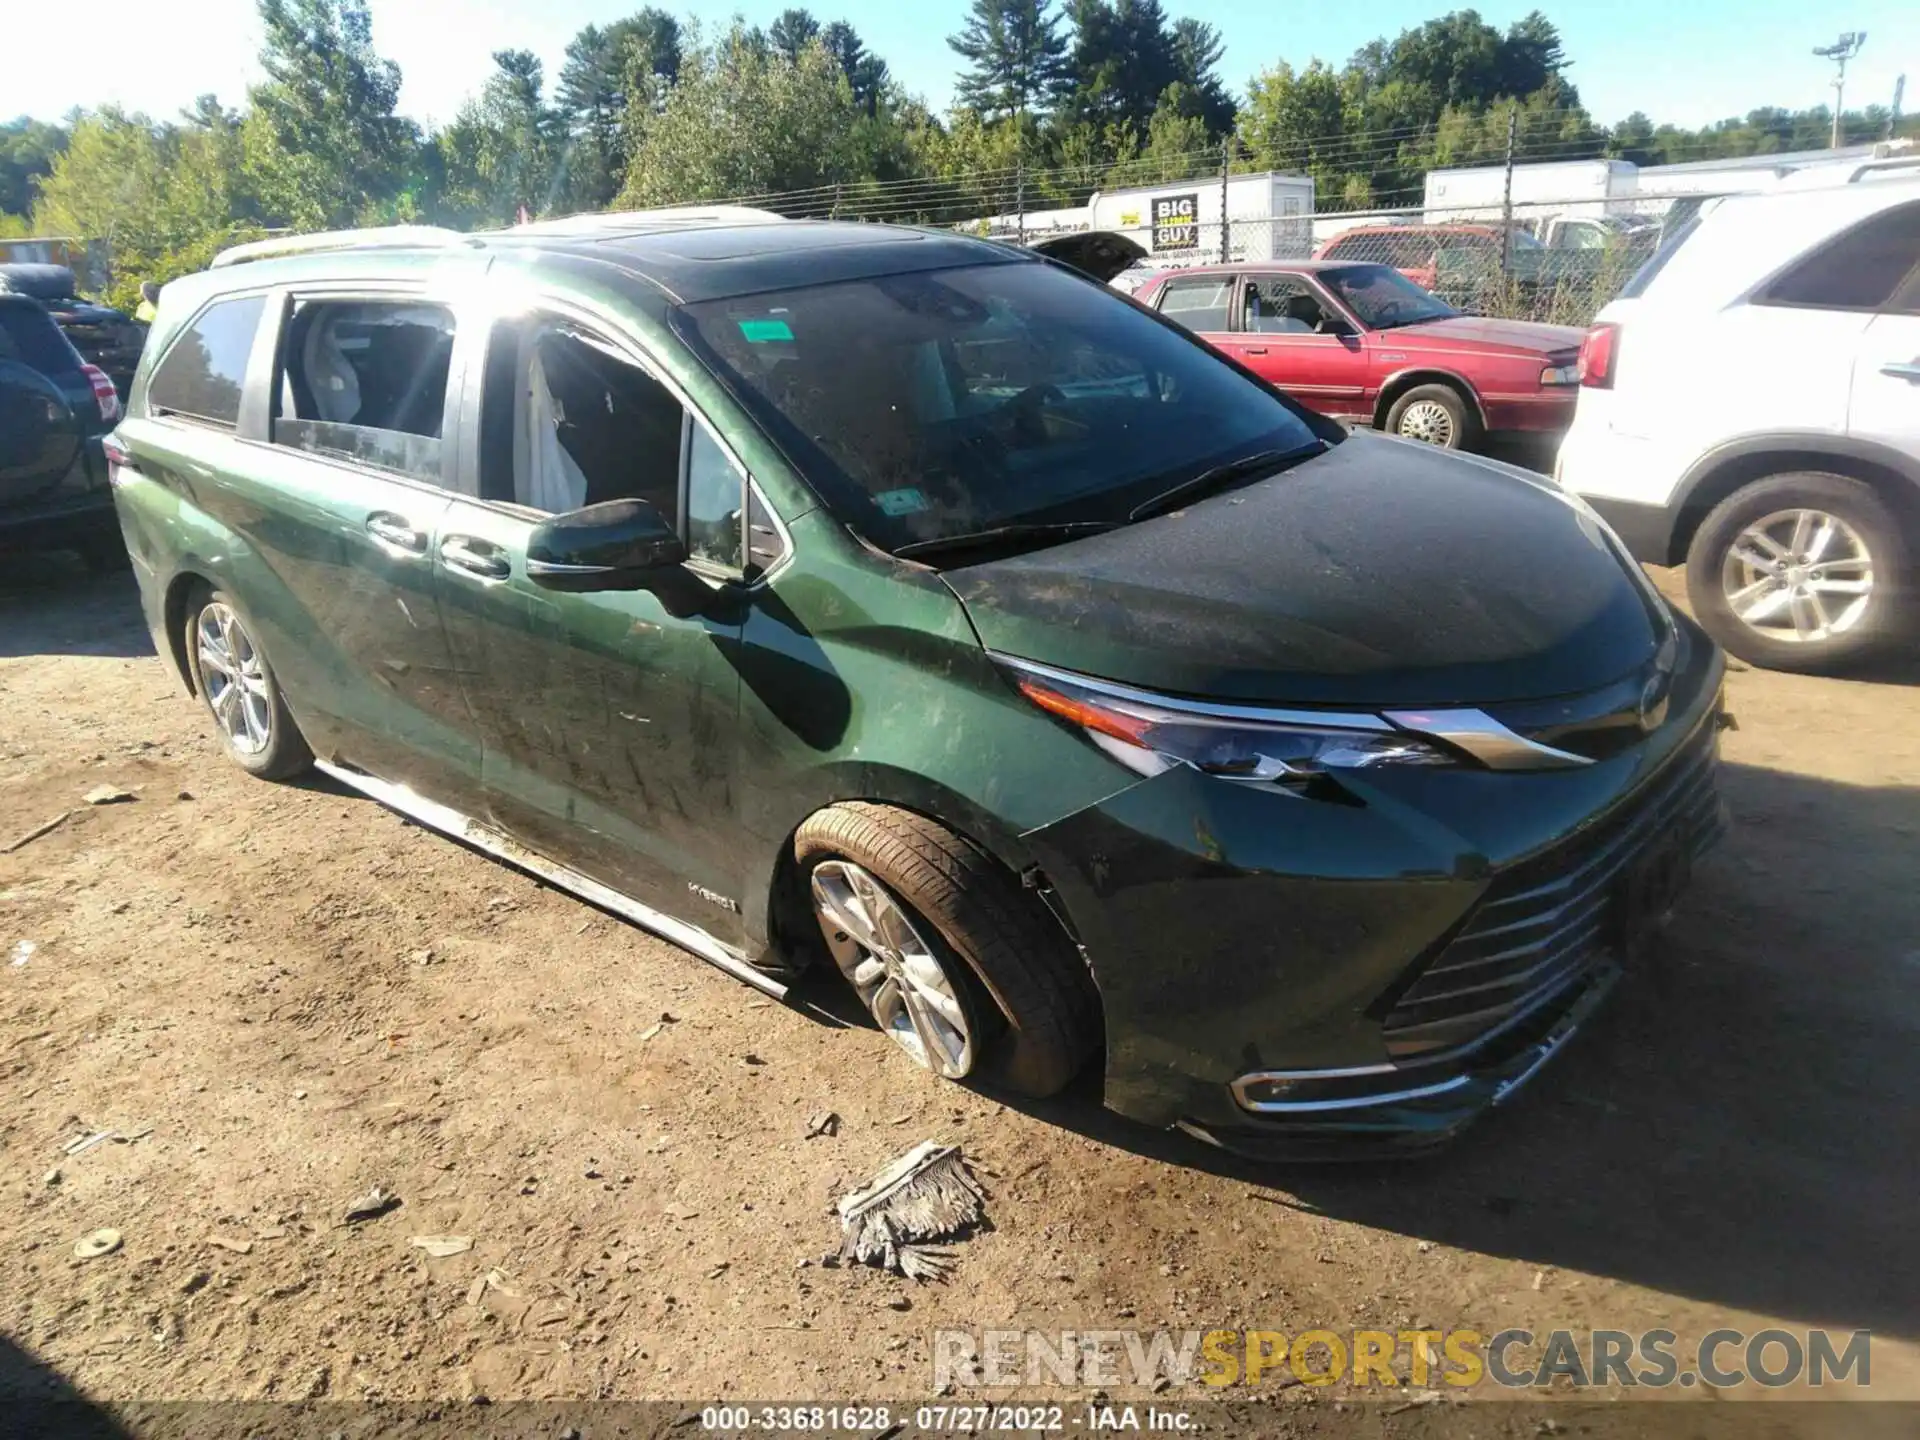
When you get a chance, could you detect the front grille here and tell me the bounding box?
[1381,719,1723,1056]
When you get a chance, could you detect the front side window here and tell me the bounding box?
[148,293,265,427]
[1320,265,1456,329]
[673,260,1322,553]
[1243,275,1333,334]
[274,300,454,481]
[1757,202,1920,314]
[1154,276,1234,332]
[479,317,750,574]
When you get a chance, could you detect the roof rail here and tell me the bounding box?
[491,205,788,237]
[210,225,471,269]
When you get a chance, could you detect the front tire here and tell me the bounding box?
[183,587,313,780]
[794,804,1100,1097]
[1385,383,1479,451]
[1685,472,1911,673]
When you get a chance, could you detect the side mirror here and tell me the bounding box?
[526,498,687,592]
[1320,316,1357,338]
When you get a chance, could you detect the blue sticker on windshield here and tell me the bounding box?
[875,488,930,516]
[738,318,794,343]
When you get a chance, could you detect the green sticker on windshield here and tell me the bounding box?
[875,488,930,516]
[738,318,794,343]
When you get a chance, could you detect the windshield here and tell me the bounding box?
[673,261,1322,552]
[1320,265,1457,329]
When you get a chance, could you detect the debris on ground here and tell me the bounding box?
[83,785,135,806]
[63,1130,118,1156]
[43,1167,61,1187]
[341,1186,400,1223]
[9,940,35,967]
[805,1110,840,1139]
[638,1011,679,1042]
[409,1235,473,1258]
[837,1141,986,1281]
[208,1235,253,1255]
[662,1201,700,1220]
[73,1229,123,1260]
[4,812,70,853]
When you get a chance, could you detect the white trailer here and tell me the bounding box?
[1423,159,1634,223]
[1085,172,1316,267]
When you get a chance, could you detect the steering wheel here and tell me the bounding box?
[1002,383,1065,442]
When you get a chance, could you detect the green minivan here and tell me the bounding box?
[107,214,1726,1156]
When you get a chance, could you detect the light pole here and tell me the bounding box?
[1813,32,1868,149]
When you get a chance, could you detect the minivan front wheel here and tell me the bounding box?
[795,804,1100,1097]
[1687,472,1912,673]
[184,588,313,780]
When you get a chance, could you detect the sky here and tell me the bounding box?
[7,0,1915,133]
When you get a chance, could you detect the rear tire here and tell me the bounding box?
[794,804,1100,1097]
[182,586,313,781]
[1685,472,1912,674]
[1385,383,1480,451]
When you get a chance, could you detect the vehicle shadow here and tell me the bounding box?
[992,758,1920,1341]
[0,1331,133,1438]
[0,553,152,660]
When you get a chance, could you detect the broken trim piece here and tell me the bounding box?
[312,760,787,1000]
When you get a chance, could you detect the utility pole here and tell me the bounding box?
[1890,75,1906,142]
[1500,106,1518,277]
[1813,32,1868,149]
[1219,137,1231,264]
[1015,103,1026,245]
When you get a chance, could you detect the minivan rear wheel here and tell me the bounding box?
[1686,472,1912,673]
[794,804,1100,1097]
[183,587,313,780]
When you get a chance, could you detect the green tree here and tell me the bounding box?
[616,27,868,206]
[769,9,821,63]
[949,0,1070,122]
[1060,0,1180,141]
[1169,18,1235,137]
[556,15,683,211]
[244,0,412,229]
[1,117,71,219]
[821,22,890,116]
[439,49,564,226]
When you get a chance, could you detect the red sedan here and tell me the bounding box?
[1134,261,1582,452]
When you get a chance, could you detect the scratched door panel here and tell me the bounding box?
[432,495,747,926]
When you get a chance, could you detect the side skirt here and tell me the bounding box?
[313,760,788,1001]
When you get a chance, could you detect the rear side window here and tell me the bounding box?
[1155,276,1233,332]
[274,300,456,482]
[0,301,80,374]
[1757,201,1920,313]
[147,293,265,427]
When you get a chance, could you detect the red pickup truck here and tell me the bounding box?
[1134,261,1582,451]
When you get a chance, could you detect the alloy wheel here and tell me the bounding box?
[1721,508,1874,645]
[1396,399,1457,447]
[196,602,274,755]
[809,860,975,1078]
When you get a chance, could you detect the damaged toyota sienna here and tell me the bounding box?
[106,213,1725,1156]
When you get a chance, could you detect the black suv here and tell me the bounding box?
[0,264,147,400]
[0,294,123,567]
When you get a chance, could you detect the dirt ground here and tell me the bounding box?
[2,549,1918,1421]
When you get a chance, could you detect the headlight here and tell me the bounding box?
[1002,661,1457,785]
[1540,364,1579,386]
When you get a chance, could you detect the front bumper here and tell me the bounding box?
[1021,617,1725,1157]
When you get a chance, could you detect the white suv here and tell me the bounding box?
[1557,178,1920,672]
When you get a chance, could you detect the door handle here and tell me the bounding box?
[1881,361,1920,383]
[1243,347,1268,355]
[365,511,428,555]
[440,535,512,581]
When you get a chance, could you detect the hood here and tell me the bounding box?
[1029,230,1149,284]
[1397,315,1584,355]
[942,434,1662,708]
